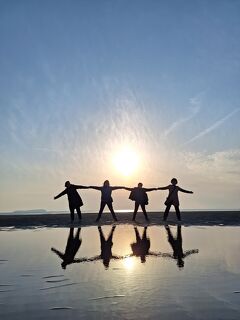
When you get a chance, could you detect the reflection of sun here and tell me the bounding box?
[113,146,139,177]
[123,256,135,270]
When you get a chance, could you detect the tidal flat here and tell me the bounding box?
[0,225,240,319]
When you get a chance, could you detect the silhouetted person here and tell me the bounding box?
[126,183,157,221]
[90,180,128,221]
[86,226,122,269]
[163,225,199,268]
[54,181,89,222]
[51,227,82,269]
[131,227,150,263]
[158,178,193,221]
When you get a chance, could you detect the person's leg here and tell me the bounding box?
[174,206,181,221]
[65,228,74,252]
[76,227,81,239]
[96,202,105,221]
[107,226,116,243]
[107,202,118,221]
[134,227,141,242]
[142,226,148,240]
[177,225,182,246]
[163,205,171,221]
[141,204,149,221]
[165,225,173,241]
[98,226,105,244]
[132,202,139,221]
[69,206,75,222]
[76,207,82,220]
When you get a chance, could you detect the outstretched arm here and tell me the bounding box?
[72,257,93,263]
[51,247,64,260]
[178,187,193,194]
[54,189,67,200]
[144,188,158,192]
[157,186,169,190]
[111,186,129,190]
[123,187,133,191]
[89,186,102,191]
[76,255,101,262]
[183,249,199,257]
[73,185,90,189]
[111,255,125,260]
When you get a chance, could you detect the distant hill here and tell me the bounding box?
[13,209,47,214]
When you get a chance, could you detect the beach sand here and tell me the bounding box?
[0,211,240,228]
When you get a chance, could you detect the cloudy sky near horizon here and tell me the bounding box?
[0,0,240,212]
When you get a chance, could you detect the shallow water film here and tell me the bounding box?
[0,225,240,319]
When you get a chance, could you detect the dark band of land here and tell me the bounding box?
[0,211,240,229]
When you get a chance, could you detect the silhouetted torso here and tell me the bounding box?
[65,185,83,207]
[131,227,150,263]
[130,187,149,205]
[100,186,113,203]
[166,185,180,206]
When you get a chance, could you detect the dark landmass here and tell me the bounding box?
[13,209,47,214]
[0,211,240,229]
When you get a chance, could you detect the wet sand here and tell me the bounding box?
[0,211,240,228]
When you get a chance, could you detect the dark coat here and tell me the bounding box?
[55,185,85,208]
[129,187,149,205]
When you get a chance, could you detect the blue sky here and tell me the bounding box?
[0,0,240,211]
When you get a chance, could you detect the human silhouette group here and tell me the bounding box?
[51,225,199,270]
[54,178,193,222]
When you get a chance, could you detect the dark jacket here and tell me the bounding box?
[55,185,86,208]
[129,187,156,205]
[90,186,125,203]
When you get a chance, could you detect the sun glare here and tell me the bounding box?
[113,147,139,177]
[123,256,135,270]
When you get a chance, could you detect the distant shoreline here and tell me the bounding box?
[0,211,240,229]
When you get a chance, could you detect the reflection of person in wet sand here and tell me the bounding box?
[131,227,150,262]
[130,227,160,263]
[87,226,122,269]
[163,225,199,268]
[126,183,157,221]
[158,178,193,221]
[89,180,128,222]
[51,228,82,269]
[54,181,89,222]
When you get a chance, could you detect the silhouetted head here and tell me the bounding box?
[103,259,110,269]
[177,259,184,268]
[61,262,67,269]
[103,180,110,187]
[171,178,178,185]
[65,181,71,188]
[138,183,143,188]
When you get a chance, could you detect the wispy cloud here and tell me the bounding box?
[183,107,240,146]
[180,149,240,182]
[163,93,202,136]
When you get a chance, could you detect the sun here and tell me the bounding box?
[113,146,139,177]
[123,256,135,270]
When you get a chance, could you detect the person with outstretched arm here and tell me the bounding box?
[131,227,150,262]
[89,180,128,222]
[163,225,199,268]
[158,178,193,221]
[81,226,122,269]
[54,181,89,222]
[126,183,157,221]
[51,227,82,269]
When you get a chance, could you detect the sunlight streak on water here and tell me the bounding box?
[122,256,135,271]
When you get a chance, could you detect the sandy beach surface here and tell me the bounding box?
[0,211,239,228]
